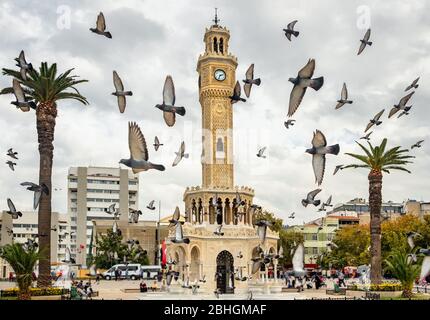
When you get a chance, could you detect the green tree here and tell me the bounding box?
[94,229,149,269]
[384,249,421,298]
[1,59,88,287]
[0,243,41,300]
[253,210,283,233]
[344,138,414,284]
[324,225,370,268]
[278,229,304,267]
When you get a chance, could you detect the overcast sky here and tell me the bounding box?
[1,0,429,225]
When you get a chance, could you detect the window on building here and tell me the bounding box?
[312,234,318,241]
[312,247,319,254]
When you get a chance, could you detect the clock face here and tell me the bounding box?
[214,69,226,81]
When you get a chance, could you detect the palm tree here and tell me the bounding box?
[344,138,414,284]
[384,249,421,298]
[1,59,88,287]
[0,243,41,300]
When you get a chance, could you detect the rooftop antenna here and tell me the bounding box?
[213,8,220,26]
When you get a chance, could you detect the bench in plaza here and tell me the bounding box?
[326,288,346,295]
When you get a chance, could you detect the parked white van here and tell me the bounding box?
[102,263,142,280]
[140,265,162,280]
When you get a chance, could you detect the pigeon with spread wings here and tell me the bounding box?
[388,92,414,118]
[405,77,419,92]
[11,79,36,111]
[153,136,163,151]
[172,141,189,167]
[365,109,385,133]
[335,83,353,109]
[6,198,22,219]
[357,28,372,55]
[20,182,49,210]
[171,222,190,244]
[230,81,246,103]
[306,130,340,185]
[155,76,186,127]
[119,122,165,173]
[7,148,18,160]
[16,50,33,80]
[302,189,322,207]
[283,20,299,41]
[112,71,132,113]
[288,59,324,117]
[90,12,112,38]
[411,140,424,149]
[242,64,261,98]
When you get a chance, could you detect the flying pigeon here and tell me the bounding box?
[397,109,411,118]
[153,136,163,151]
[288,212,295,219]
[365,109,385,133]
[155,75,186,127]
[405,77,419,91]
[419,248,430,282]
[237,251,243,259]
[283,20,299,41]
[112,71,132,113]
[90,12,112,38]
[256,147,266,158]
[301,189,322,207]
[6,198,22,219]
[6,227,13,236]
[335,83,353,109]
[306,130,340,185]
[284,119,296,129]
[199,275,206,283]
[324,195,333,207]
[411,140,424,149]
[169,206,181,227]
[214,224,224,236]
[333,165,344,175]
[20,182,49,210]
[105,203,117,215]
[407,232,421,249]
[172,141,189,166]
[171,222,190,244]
[288,59,324,117]
[251,256,263,274]
[292,243,305,277]
[146,200,156,210]
[11,78,36,111]
[15,50,33,80]
[6,148,18,160]
[129,209,142,223]
[357,28,372,55]
[256,220,271,243]
[51,225,57,232]
[388,91,414,118]
[234,267,248,281]
[112,220,121,236]
[360,131,373,141]
[23,238,38,251]
[233,193,245,210]
[242,64,261,98]
[230,81,246,103]
[6,161,16,171]
[167,254,176,266]
[119,122,165,173]
[326,242,338,251]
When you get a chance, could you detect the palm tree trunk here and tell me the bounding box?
[36,102,57,288]
[368,169,383,284]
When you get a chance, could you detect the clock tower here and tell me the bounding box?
[197,21,237,189]
[167,15,279,295]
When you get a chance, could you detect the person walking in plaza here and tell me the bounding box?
[338,270,346,287]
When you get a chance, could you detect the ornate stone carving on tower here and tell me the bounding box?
[166,15,279,294]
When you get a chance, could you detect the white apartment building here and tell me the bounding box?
[0,211,70,279]
[67,166,139,266]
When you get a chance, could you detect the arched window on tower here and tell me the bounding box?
[213,37,218,53]
[219,38,224,54]
[216,137,225,159]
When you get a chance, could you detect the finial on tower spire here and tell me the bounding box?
[213,8,220,26]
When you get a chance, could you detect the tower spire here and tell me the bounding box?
[212,8,220,26]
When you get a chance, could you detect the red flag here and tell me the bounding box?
[161,240,167,266]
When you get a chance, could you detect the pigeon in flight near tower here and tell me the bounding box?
[172,141,189,166]
[155,75,186,127]
[20,182,49,210]
[288,59,324,117]
[6,198,22,219]
[242,64,261,98]
[153,136,163,151]
[357,28,372,55]
[90,12,112,38]
[306,130,340,185]
[146,200,156,210]
[283,20,299,41]
[119,122,165,173]
[230,81,246,103]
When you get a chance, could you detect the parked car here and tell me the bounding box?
[140,265,162,280]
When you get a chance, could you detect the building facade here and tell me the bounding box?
[167,20,279,294]
[67,166,139,266]
[0,211,70,279]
